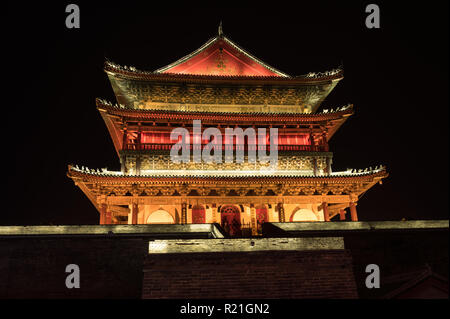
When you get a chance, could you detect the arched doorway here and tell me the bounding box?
[192,205,206,223]
[289,208,318,222]
[220,205,241,236]
[146,209,175,224]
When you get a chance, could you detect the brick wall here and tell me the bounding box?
[344,231,449,298]
[1,224,447,299]
[0,237,148,298]
[142,250,358,299]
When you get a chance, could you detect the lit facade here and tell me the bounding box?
[68,26,388,235]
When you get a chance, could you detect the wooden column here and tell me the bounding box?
[309,130,315,151]
[136,125,142,175]
[105,206,112,224]
[122,127,128,149]
[181,202,187,224]
[100,203,107,225]
[137,124,142,149]
[250,204,257,235]
[131,203,139,224]
[212,203,218,223]
[323,202,330,221]
[322,131,329,152]
[121,124,128,173]
[277,203,285,222]
[313,158,318,176]
[339,209,346,221]
[350,202,358,221]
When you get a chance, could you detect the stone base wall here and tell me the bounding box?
[142,249,357,298]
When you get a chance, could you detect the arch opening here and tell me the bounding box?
[289,208,318,222]
[146,209,175,224]
[220,205,241,236]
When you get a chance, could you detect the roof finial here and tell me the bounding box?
[218,21,223,37]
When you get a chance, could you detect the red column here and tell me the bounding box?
[322,131,329,152]
[100,203,106,225]
[132,203,138,224]
[277,203,285,222]
[105,207,112,224]
[323,202,330,222]
[137,124,142,149]
[136,125,142,175]
[309,132,315,151]
[181,202,187,224]
[350,202,358,221]
[339,209,346,221]
[122,127,128,149]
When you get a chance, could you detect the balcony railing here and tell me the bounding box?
[124,143,326,152]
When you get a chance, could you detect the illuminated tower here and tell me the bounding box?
[68,25,387,235]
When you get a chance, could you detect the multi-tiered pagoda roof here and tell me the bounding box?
[68,25,387,227]
[104,28,343,114]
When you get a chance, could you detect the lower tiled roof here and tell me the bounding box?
[67,165,388,182]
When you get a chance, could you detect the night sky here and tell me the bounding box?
[4,1,448,225]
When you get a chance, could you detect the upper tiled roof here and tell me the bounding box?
[154,34,289,77]
[106,25,344,82]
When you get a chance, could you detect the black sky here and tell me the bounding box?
[4,1,448,225]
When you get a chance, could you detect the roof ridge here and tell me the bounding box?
[153,36,218,74]
[220,35,290,77]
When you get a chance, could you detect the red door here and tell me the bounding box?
[256,205,268,233]
[192,205,205,223]
[256,205,268,224]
